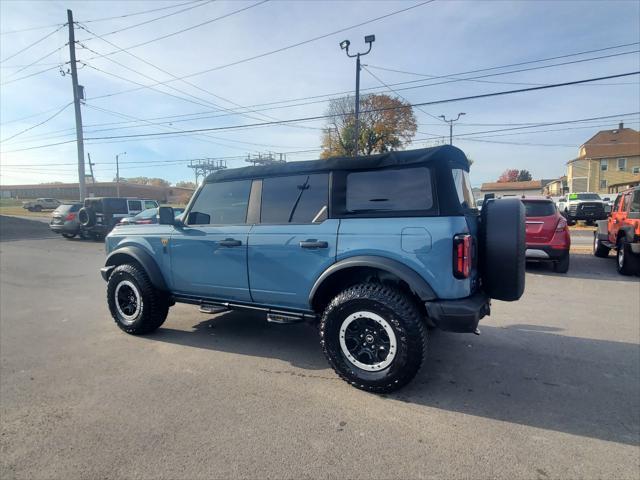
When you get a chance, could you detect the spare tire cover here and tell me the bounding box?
[78,207,96,227]
[480,198,525,301]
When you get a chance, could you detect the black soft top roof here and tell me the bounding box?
[205,145,469,183]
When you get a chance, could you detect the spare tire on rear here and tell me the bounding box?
[480,198,525,301]
[78,207,96,227]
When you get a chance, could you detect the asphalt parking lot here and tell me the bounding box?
[1,216,638,479]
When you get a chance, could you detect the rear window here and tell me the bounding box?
[346,167,433,213]
[53,204,80,214]
[261,174,328,223]
[523,200,556,217]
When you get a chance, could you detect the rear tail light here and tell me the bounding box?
[556,218,568,232]
[65,213,76,221]
[453,234,472,279]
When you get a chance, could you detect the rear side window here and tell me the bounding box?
[54,204,80,214]
[630,190,640,213]
[261,174,328,223]
[523,201,556,217]
[452,169,476,209]
[188,180,251,225]
[346,167,433,213]
[102,198,128,214]
[128,200,142,212]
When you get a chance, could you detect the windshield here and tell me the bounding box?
[452,169,476,209]
[134,208,158,219]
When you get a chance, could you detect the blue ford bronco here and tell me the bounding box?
[101,146,525,392]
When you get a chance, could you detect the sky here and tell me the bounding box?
[1,0,639,187]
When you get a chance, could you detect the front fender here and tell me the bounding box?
[104,245,168,291]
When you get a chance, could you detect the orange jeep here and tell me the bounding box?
[593,186,640,275]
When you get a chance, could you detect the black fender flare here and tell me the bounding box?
[308,255,437,308]
[103,246,168,291]
[618,226,636,243]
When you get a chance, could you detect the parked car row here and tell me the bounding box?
[48,197,185,240]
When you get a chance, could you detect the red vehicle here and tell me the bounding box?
[523,197,571,273]
[593,186,640,275]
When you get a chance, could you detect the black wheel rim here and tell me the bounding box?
[339,311,397,372]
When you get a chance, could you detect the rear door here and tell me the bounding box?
[523,200,558,243]
[169,180,252,301]
[247,174,337,309]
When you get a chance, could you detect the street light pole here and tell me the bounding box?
[340,35,375,157]
[115,152,126,197]
[439,113,466,145]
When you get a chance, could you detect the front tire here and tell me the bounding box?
[320,283,426,394]
[107,264,169,334]
[593,233,610,258]
[62,232,76,239]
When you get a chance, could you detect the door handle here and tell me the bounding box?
[219,238,242,247]
[299,240,328,249]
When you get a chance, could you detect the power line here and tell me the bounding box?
[0,65,61,86]
[2,45,67,79]
[367,40,640,81]
[76,23,322,131]
[81,0,269,57]
[79,71,640,141]
[85,1,435,101]
[77,1,214,39]
[2,71,637,154]
[80,1,203,24]
[0,24,66,63]
[0,102,73,143]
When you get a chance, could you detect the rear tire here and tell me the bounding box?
[593,233,610,258]
[107,263,169,334]
[62,232,76,239]
[320,283,426,394]
[616,239,639,276]
[553,253,570,273]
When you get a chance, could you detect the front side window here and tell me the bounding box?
[618,158,626,171]
[187,180,251,225]
[452,169,476,209]
[346,167,433,213]
[261,174,328,223]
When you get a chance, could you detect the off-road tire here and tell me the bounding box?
[107,263,169,334]
[61,232,76,239]
[480,198,526,301]
[320,283,426,394]
[616,239,639,276]
[78,207,96,227]
[553,252,570,273]
[593,233,610,258]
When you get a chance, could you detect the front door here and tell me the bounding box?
[608,194,624,243]
[248,174,337,310]
[170,179,253,301]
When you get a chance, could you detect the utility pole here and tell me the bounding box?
[116,152,126,197]
[67,10,86,202]
[439,113,466,145]
[87,152,95,184]
[340,35,375,157]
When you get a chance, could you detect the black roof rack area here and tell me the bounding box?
[205,145,470,183]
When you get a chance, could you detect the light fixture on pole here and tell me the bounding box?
[340,34,375,157]
[115,152,126,197]
[439,113,466,145]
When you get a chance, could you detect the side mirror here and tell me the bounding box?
[158,206,175,225]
